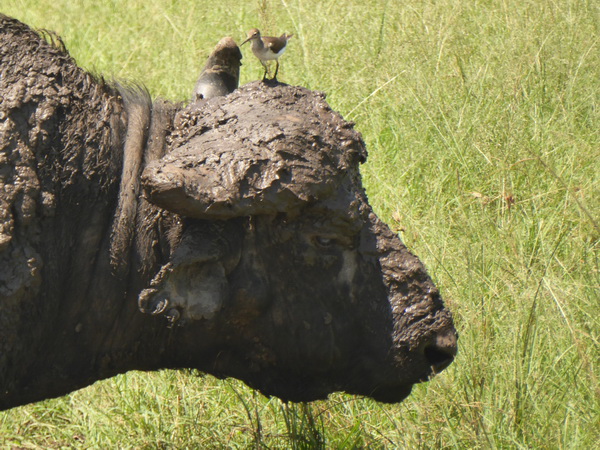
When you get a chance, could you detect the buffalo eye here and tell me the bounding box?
[314,236,335,248]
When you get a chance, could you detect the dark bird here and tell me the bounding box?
[241,28,292,81]
[192,37,243,102]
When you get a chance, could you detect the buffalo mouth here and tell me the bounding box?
[205,329,456,404]
[248,379,415,404]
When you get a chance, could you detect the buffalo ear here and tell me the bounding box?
[141,84,366,220]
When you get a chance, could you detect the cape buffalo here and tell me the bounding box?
[0,14,457,410]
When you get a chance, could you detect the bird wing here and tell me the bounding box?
[265,37,287,54]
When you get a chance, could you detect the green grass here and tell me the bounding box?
[2,0,598,447]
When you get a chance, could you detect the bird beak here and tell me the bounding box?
[241,37,251,46]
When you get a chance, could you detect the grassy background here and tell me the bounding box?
[1,0,598,447]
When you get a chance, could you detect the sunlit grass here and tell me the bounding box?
[1,0,598,447]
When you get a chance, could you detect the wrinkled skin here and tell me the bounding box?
[0,15,456,410]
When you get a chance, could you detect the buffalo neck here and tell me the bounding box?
[3,89,180,410]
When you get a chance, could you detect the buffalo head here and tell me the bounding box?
[139,82,457,402]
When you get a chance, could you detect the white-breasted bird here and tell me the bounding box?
[241,28,293,80]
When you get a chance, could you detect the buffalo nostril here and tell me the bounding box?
[423,331,458,373]
[424,346,454,373]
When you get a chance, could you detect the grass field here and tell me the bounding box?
[1,0,598,448]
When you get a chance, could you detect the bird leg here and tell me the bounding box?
[273,60,280,81]
[260,60,270,80]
